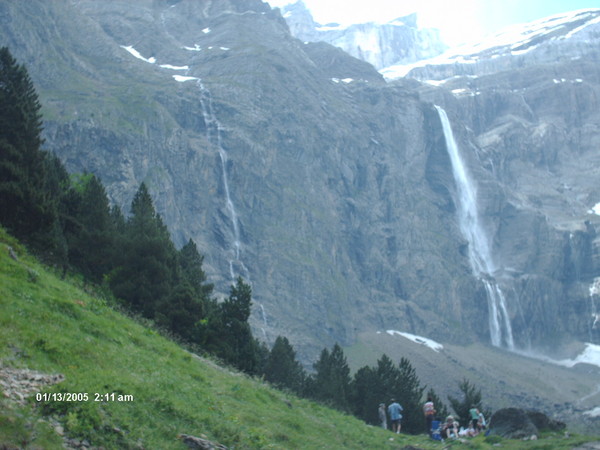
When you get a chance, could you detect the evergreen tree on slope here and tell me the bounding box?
[63,173,115,282]
[395,356,425,434]
[0,46,63,258]
[109,183,177,318]
[212,277,258,374]
[448,378,491,430]
[155,239,214,343]
[264,336,306,394]
[351,365,383,426]
[311,343,351,412]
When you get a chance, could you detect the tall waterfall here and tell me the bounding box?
[197,80,245,280]
[435,106,515,349]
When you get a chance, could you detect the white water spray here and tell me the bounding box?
[197,81,243,279]
[435,105,515,349]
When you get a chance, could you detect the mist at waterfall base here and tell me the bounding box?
[435,105,524,351]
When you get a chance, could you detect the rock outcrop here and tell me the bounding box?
[0,364,64,405]
[526,410,566,432]
[488,408,565,439]
[488,407,539,439]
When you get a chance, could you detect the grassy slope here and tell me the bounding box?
[0,227,598,449]
[0,228,404,449]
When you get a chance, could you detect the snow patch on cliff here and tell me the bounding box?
[120,45,156,64]
[184,44,202,52]
[173,75,199,82]
[588,203,600,215]
[331,77,354,84]
[385,330,444,352]
[160,64,189,70]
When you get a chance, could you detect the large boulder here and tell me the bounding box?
[488,408,538,439]
[526,410,566,432]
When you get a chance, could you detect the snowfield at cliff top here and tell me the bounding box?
[381,8,600,80]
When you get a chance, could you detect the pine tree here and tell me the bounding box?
[448,379,490,430]
[63,174,115,282]
[376,354,399,396]
[0,47,63,258]
[311,344,351,411]
[349,354,425,433]
[41,152,70,268]
[350,355,397,426]
[109,183,177,318]
[109,204,126,235]
[263,336,306,394]
[149,238,215,344]
[253,338,271,376]
[204,277,258,374]
[178,239,213,299]
[350,365,383,425]
[221,277,257,373]
[155,280,203,343]
[196,295,220,350]
[220,276,252,324]
[395,357,425,434]
[107,204,126,276]
[0,47,43,152]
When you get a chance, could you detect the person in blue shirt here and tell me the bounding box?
[387,398,403,433]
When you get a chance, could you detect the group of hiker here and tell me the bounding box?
[438,406,486,439]
[378,399,404,433]
[378,397,487,440]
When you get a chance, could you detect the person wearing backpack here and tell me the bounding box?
[423,397,436,436]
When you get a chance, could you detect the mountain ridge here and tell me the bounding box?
[278,0,447,69]
[383,8,600,79]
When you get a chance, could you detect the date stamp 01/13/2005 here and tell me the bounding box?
[35,392,134,402]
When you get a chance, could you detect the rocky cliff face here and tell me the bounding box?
[278,1,447,69]
[0,1,598,361]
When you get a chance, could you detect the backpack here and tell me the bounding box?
[424,402,435,416]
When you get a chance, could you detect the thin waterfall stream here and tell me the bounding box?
[435,105,515,349]
[197,80,246,280]
[589,277,600,343]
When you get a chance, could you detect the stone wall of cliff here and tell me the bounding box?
[1,0,598,360]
